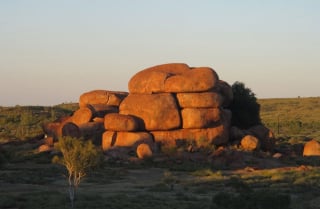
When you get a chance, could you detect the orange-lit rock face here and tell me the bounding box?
[102,131,153,151]
[104,113,141,131]
[303,139,320,156]
[176,92,222,108]
[151,124,228,149]
[129,64,219,94]
[70,107,92,126]
[164,67,219,93]
[181,108,221,129]
[79,90,128,107]
[136,143,153,159]
[241,135,260,151]
[38,144,52,153]
[128,63,190,94]
[119,93,181,131]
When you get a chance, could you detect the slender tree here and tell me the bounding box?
[52,136,103,208]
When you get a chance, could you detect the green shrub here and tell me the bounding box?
[229,82,261,129]
[53,136,104,207]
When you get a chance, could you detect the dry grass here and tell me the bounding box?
[258,97,320,138]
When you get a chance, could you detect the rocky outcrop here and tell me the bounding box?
[102,63,232,154]
[42,91,127,143]
[42,63,233,158]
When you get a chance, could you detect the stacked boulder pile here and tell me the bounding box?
[42,63,282,159]
[101,63,233,157]
[40,63,320,161]
[42,63,233,157]
[42,91,128,149]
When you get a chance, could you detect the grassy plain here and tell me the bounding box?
[0,103,78,143]
[2,145,320,209]
[258,97,320,139]
[0,97,320,209]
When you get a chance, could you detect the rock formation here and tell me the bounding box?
[42,90,128,145]
[43,63,233,157]
[102,63,232,155]
[43,63,280,159]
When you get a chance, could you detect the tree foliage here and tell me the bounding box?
[229,81,261,129]
[52,136,103,207]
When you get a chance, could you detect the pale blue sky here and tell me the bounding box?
[0,0,319,106]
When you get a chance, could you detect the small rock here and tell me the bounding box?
[38,144,52,153]
[273,153,283,159]
[241,135,260,151]
[211,146,225,157]
[136,143,153,159]
[44,136,54,146]
[187,145,195,153]
[303,139,320,156]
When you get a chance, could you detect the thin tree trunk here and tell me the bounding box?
[69,184,75,208]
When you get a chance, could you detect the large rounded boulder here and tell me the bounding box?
[128,63,190,94]
[119,93,181,131]
[164,67,219,93]
[128,63,219,94]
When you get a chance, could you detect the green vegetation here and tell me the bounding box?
[212,190,290,209]
[2,150,320,209]
[53,136,103,208]
[1,97,320,209]
[0,103,78,143]
[258,97,320,138]
[229,82,261,129]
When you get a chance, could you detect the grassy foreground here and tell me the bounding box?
[1,144,320,209]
